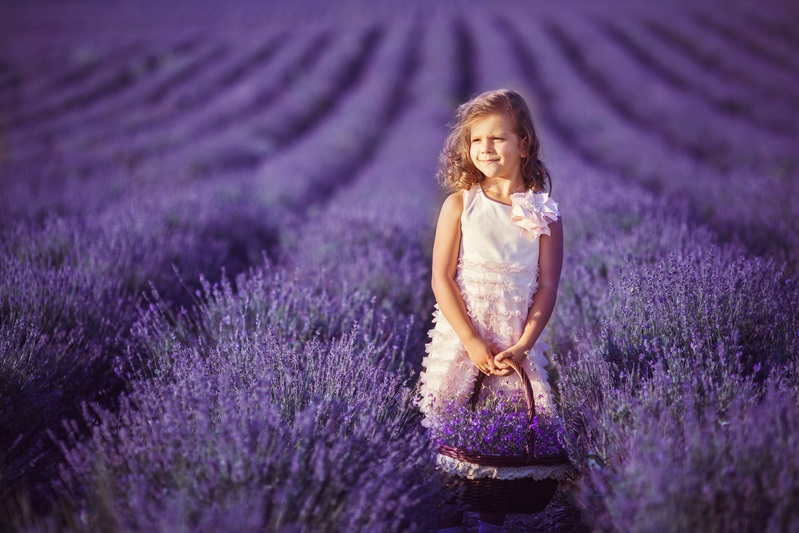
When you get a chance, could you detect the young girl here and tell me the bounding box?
[416,89,564,533]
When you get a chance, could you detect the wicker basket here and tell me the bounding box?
[437,359,570,514]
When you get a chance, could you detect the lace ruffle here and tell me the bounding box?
[458,257,538,275]
[416,307,556,429]
[465,312,521,342]
[456,261,539,341]
[458,274,537,300]
[417,253,556,429]
[416,316,477,427]
[435,454,570,481]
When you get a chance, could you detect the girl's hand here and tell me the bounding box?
[492,345,527,377]
[464,337,499,376]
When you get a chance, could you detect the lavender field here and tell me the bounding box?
[1,0,798,531]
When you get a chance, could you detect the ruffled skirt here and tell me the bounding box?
[415,258,557,430]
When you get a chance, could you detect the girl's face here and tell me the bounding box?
[469,113,526,182]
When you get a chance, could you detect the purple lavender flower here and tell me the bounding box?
[431,390,567,457]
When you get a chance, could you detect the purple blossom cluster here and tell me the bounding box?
[570,363,799,533]
[431,390,568,457]
[597,370,799,531]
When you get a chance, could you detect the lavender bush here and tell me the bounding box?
[601,251,798,387]
[548,156,799,531]
[578,363,799,533]
[279,209,432,326]
[128,253,421,376]
[0,190,284,501]
[53,330,441,532]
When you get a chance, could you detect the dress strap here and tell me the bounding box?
[463,183,481,210]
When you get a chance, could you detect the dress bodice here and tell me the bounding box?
[454,183,560,344]
[460,184,540,270]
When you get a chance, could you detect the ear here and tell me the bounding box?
[519,136,528,157]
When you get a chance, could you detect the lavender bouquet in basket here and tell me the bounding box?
[427,360,572,514]
[431,388,568,458]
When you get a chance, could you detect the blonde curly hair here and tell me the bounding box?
[437,88,552,194]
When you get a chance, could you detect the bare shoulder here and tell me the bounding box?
[438,190,464,220]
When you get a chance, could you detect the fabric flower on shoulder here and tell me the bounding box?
[509,190,560,239]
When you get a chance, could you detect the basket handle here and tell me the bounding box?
[469,358,537,459]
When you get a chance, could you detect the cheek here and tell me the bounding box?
[469,145,479,163]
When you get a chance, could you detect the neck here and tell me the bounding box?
[481,176,526,196]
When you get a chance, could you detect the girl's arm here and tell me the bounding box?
[431,192,499,375]
[495,216,564,373]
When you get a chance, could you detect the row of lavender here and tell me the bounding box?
[2,12,462,531]
[1,23,380,221]
[1,0,798,530]
[4,1,799,273]
[3,1,798,270]
[48,18,467,530]
[514,4,799,271]
[1,22,340,496]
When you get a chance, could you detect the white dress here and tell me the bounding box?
[416,183,561,431]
